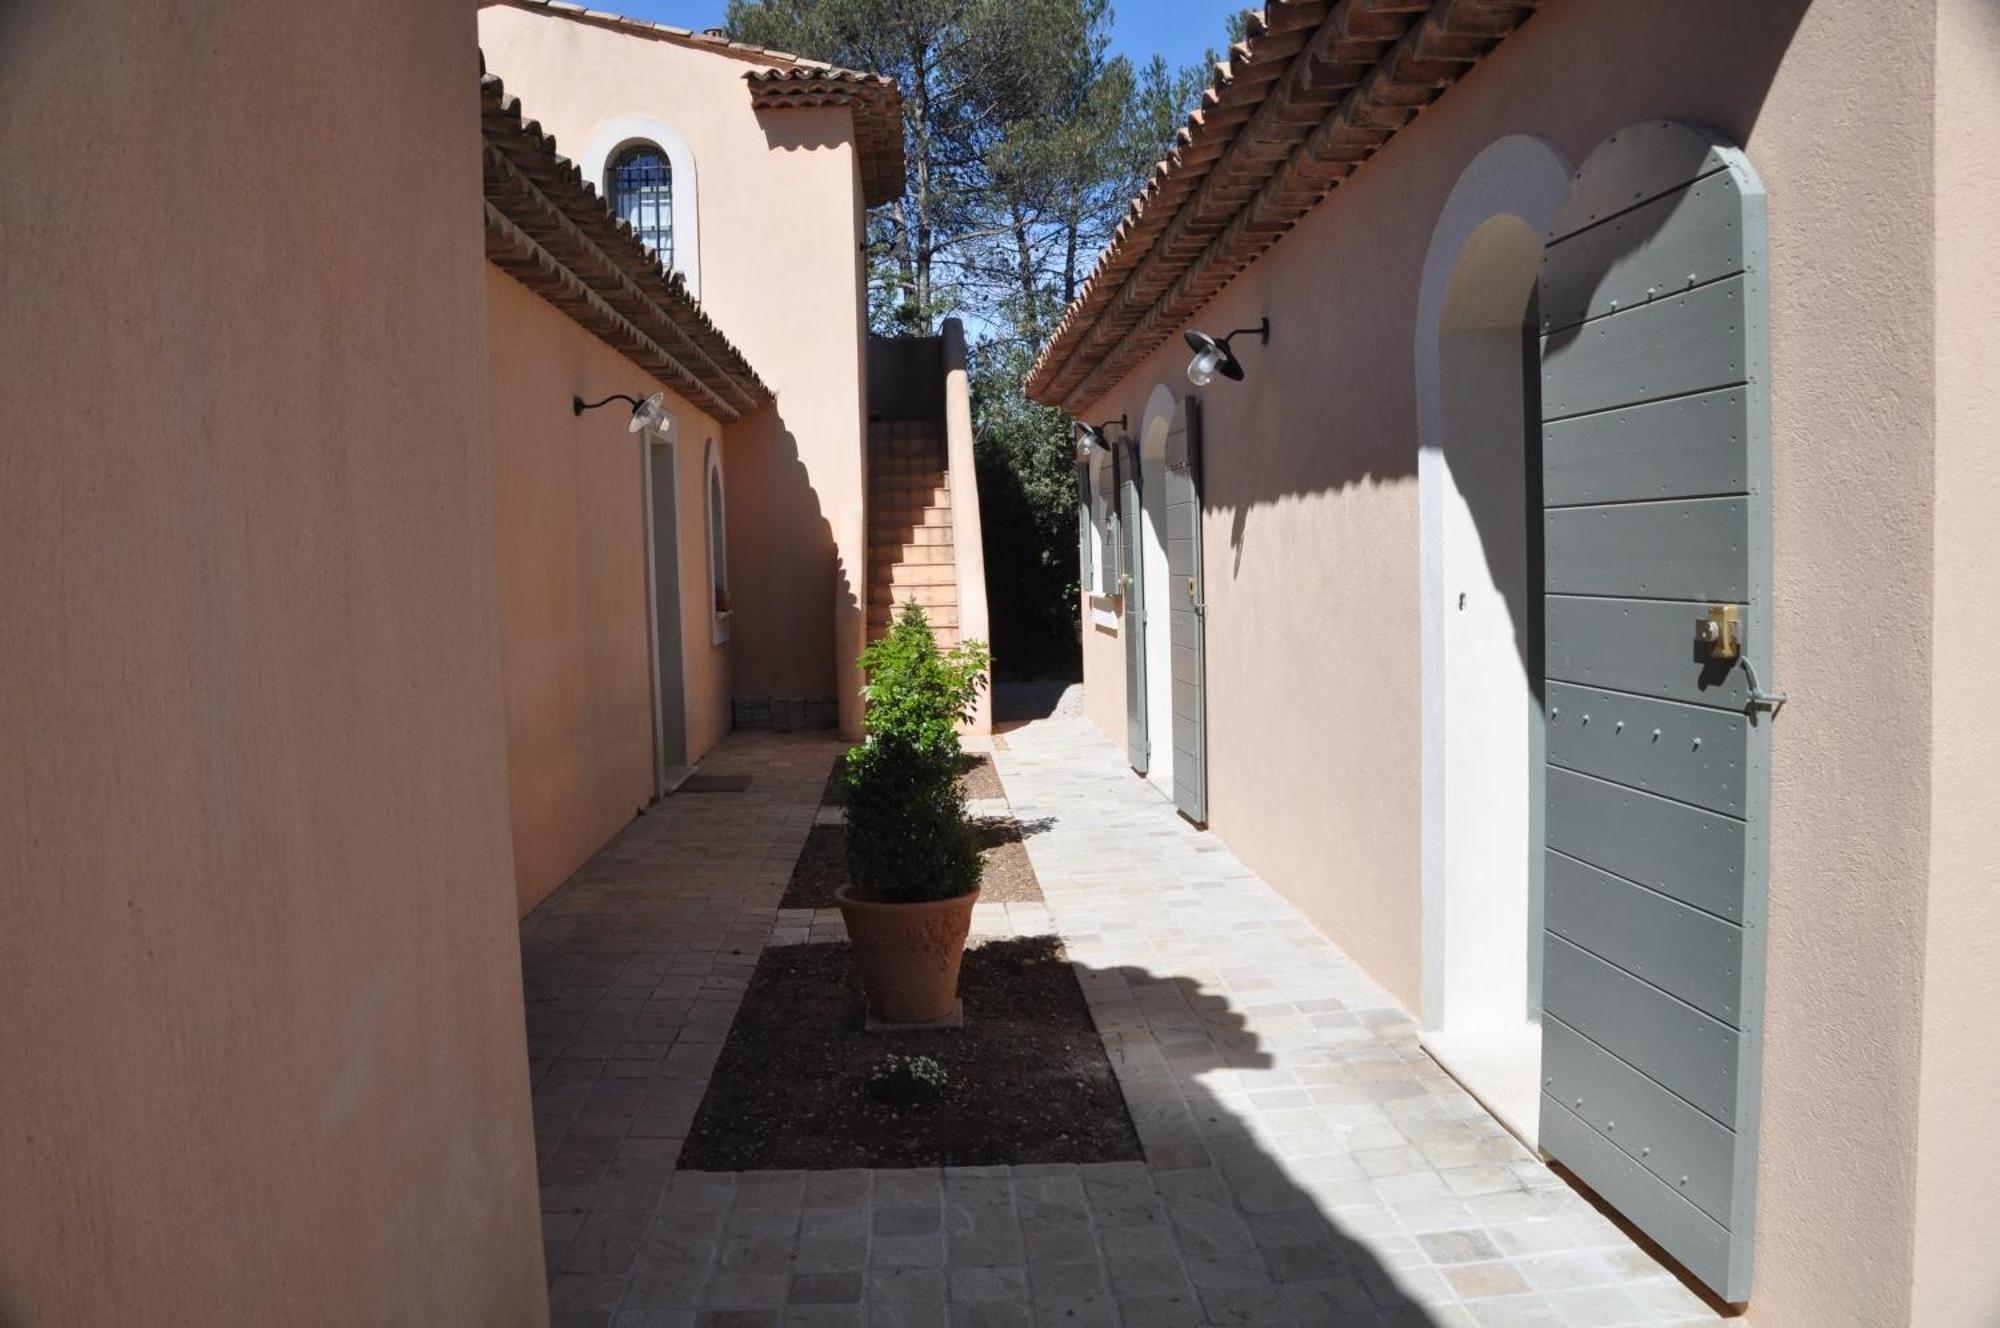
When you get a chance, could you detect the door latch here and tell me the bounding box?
[1698,603,1788,715]
[1695,604,1742,660]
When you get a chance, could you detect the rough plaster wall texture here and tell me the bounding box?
[1068,2,1939,1321]
[477,7,870,705]
[485,268,731,917]
[0,3,546,1322]
[1911,0,2000,1321]
[1081,592,1127,740]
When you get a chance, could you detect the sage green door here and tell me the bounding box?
[1536,120,1775,1304]
[1116,437,1148,774]
[1165,396,1206,825]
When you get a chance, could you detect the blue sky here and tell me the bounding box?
[605,1,1243,79]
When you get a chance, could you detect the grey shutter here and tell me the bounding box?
[1117,438,1148,774]
[1166,397,1207,825]
[1536,120,1773,1304]
[1076,458,1093,591]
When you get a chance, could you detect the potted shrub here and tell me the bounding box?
[836,600,991,1023]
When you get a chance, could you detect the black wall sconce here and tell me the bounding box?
[1073,414,1128,463]
[1184,318,1270,386]
[574,390,668,434]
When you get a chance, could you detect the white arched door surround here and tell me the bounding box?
[1414,134,1573,1144]
[581,115,701,297]
[704,439,730,645]
[1138,385,1178,799]
[641,413,689,794]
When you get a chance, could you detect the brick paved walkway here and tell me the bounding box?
[521,718,1730,1327]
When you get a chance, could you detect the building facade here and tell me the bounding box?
[2,0,980,1319]
[1034,1,1998,1322]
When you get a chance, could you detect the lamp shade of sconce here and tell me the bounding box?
[1073,414,1129,462]
[573,390,668,433]
[1184,318,1270,386]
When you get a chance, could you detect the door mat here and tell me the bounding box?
[677,774,753,793]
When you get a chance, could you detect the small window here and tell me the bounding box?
[705,441,730,643]
[608,143,674,265]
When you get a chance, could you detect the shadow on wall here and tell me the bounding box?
[756,113,848,158]
[725,402,842,717]
[1201,0,1808,611]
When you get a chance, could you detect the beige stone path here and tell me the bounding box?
[520,719,1729,1327]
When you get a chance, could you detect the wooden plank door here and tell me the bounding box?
[1166,396,1207,825]
[1116,437,1149,774]
[1536,120,1774,1304]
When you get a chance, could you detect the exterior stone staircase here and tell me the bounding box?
[866,419,960,649]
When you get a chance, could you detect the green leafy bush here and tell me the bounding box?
[868,1053,950,1109]
[844,601,991,903]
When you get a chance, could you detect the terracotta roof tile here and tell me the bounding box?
[1026,0,1539,412]
[480,67,772,422]
[744,68,905,207]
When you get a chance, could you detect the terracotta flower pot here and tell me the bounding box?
[834,883,980,1023]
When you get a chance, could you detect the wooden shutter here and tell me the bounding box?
[1166,397,1208,825]
[1536,120,1773,1304]
[1117,438,1148,774]
[1076,458,1093,592]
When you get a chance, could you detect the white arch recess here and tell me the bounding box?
[582,115,701,297]
[1137,384,1177,797]
[1413,134,1572,1144]
[704,438,729,645]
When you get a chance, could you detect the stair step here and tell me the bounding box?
[870,503,953,526]
[869,583,958,609]
[871,472,950,492]
[871,524,953,549]
[877,562,957,589]
[871,542,954,565]
[870,461,948,481]
[873,488,952,512]
[872,453,948,471]
[870,603,960,629]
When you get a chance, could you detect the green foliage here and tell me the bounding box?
[844,602,991,903]
[971,339,1080,679]
[868,1052,951,1108]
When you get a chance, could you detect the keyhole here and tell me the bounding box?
[1457,592,1466,611]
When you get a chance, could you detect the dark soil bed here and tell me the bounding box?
[781,819,1045,909]
[960,752,1004,801]
[783,824,847,909]
[820,751,849,806]
[678,936,1140,1170]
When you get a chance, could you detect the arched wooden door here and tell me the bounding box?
[1535,121,1777,1304]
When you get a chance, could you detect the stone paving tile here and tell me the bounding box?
[520,717,1735,1326]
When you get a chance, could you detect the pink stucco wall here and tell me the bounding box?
[1912,0,2000,1321]
[485,266,733,917]
[478,6,871,718]
[1070,2,1953,1321]
[0,2,545,1320]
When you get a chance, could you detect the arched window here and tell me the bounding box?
[705,440,730,644]
[584,118,699,294]
[608,143,674,265]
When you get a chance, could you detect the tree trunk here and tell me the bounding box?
[1011,198,1039,344]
